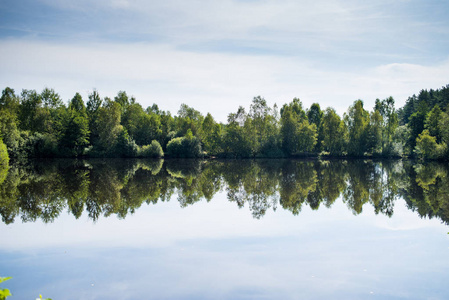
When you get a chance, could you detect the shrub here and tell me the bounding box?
[138,140,164,158]
[166,135,202,158]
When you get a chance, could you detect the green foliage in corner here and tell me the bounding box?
[0,277,12,300]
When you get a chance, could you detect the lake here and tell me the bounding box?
[0,158,448,299]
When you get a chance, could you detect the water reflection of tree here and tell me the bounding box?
[87,159,167,220]
[222,160,280,219]
[0,167,21,224]
[1,158,449,225]
[18,164,65,223]
[401,162,449,225]
[343,161,372,214]
[165,159,222,207]
[369,160,402,217]
[310,160,346,209]
[279,160,317,215]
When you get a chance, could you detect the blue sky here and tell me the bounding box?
[1,0,449,121]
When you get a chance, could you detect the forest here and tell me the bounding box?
[1,84,449,162]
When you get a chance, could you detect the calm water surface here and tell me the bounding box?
[0,159,448,299]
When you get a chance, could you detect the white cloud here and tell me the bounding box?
[1,39,448,121]
[36,0,398,44]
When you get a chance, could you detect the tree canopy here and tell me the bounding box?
[1,84,448,160]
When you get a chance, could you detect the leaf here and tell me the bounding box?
[0,288,12,298]
[0,277,12,284]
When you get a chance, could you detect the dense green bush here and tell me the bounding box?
[138,140,164,158]
[166,132,202,158]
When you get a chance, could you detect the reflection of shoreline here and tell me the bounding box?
[0,159,448,226]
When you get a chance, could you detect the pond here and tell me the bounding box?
[0,159,448,299]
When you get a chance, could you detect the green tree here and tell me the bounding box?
[280,101,317,156]
[0,139,9,167]
[122,103,162,146]
[279,108,297,156]
[69,92,86,113]
[297,120,317,154]
[175,103,204,138]
[201,113,222,155]
[41,87,63,109]
[87,90,102,115]
[114,128,138,157]
[399,85,449,126]
[425,105,442,143]
[40,88,65,136]
[307,103,324,152]
[122,103,144,141]
[414,130,443,160]
[0,88,21,157]
[0,87,20,114]
[439,111,449,158]
[86,90,103,147]
[280,99,312,156]
[2,88,62,158]
[366,110,383,155]
[248,96,282,157]
[345,100,369,156]
[391,125,410,156]
[280,98,307,120]
[223,107,254,158]
[0,108,22,158]
[138,112,162,145]
[248,96,269,155]
[94,98,123,154]
[408,100,428,151]
[19,89,42,131]
[322,107,346,155]
[375,96,398,155]
[114,90,134,114]
[19,88,65,136]
[150,107,175,149]
[59,93,90,156]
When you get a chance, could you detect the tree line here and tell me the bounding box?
[1,159,448,225]
[1,84,449,161]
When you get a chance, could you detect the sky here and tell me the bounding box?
[1,0,449,121]
[2,193,449,299]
